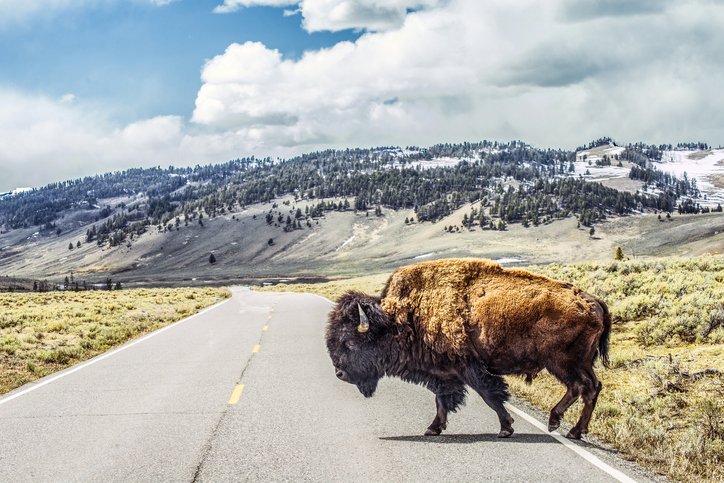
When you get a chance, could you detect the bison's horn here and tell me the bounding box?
[357,303,369,333]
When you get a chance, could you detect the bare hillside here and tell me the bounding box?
[1,197,722,283]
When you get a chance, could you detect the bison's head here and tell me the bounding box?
[326,291,390,398]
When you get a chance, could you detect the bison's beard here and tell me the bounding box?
[357,379,379,398]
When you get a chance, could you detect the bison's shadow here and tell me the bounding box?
[379,433,555,444]
[380,433,617,454]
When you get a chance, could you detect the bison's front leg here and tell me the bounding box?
[424,383,467,436]
[464,364,515,438]
[424,396,448,436]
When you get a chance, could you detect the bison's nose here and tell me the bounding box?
[336,369,348,381]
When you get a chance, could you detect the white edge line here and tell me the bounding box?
[303,292,336,306]
[505,404,637,483]
[301,293,635,483]
[0,297,232,407]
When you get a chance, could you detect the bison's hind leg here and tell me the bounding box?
[546,361,583,433]
[547,364,602,439]
[566,370,602,439]
[425,383,467,436]
[463,364,515,438]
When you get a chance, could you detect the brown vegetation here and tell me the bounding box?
[0,287,230,395]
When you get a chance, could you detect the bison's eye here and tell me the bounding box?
[345,340,358,350]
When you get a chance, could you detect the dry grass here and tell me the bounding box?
[710,174,724,190]
[259,256,724,482]
[0,287,230,395]
[257,273,389,301]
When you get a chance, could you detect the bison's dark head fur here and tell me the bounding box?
[326,291,391,398]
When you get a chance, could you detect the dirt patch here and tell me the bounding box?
[598,176,645,193]
[710,174,724,189]
[688,150,712,160]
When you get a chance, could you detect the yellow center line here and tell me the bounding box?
[228,384,245,405]
[252,344,261,353]
[262,325,269,332]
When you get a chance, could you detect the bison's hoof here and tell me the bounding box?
[565,430,582,440]
[497,428,514,438]
[547,417,561,432]
[424,428,442,436]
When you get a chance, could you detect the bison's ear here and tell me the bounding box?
[356,303,369,333]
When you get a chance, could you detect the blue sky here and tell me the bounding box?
[0,2,357,124]
[1,0,724,192]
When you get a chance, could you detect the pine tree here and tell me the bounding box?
[589,226,595,238]
[209,253,217,264]
[614,246,624,261]
[68,243,74,250]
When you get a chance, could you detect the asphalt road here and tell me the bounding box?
[0,288,652,482]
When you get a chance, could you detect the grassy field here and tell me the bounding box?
[259,256,724,482]
[0,287,230,395]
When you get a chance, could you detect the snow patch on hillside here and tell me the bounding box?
[393,156,476,170]
[572,163,629,179]
[0,187,32,199]
[573,144,628,180]
[656,149,724,206]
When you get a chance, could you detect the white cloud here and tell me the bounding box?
[0,0,177,26]
[213,0,296,14]
[59,93,77,104]
[0,88,294,191]
[213,0,442,31]
[3,0,724,191]
[196,0,724,151]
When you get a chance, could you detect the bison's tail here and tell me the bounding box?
[596,297,612,368]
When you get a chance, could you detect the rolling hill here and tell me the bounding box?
[1,139,722,286]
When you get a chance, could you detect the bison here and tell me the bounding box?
[325,258,611,439]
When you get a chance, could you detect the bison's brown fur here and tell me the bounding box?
[381,259,607,367]
[327,258,611,439]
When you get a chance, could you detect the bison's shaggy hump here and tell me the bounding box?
[381,258,598,356]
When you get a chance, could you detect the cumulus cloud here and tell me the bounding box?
[558,0,674,22]
[213,0,442,31]
[196,0,724,151]
[4,0,724,190]
[0,88,297,192]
